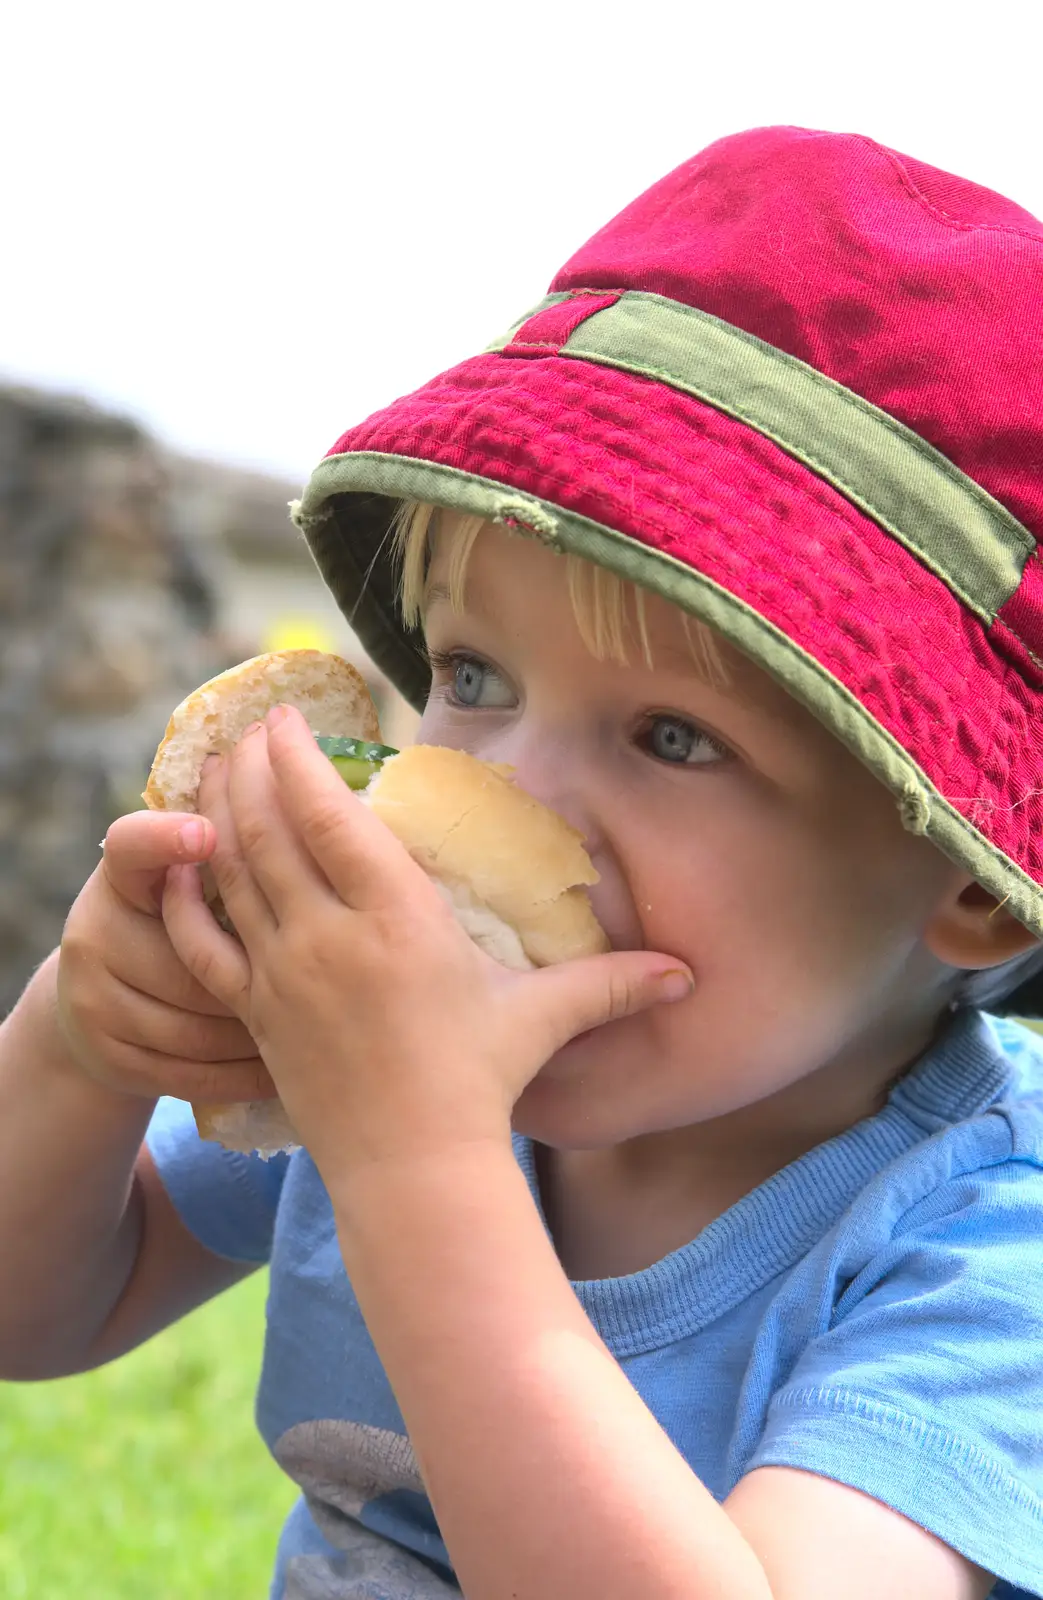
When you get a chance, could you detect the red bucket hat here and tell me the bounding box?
[293,124,1043,944]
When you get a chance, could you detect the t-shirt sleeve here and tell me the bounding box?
[747,1151,1043,1593]
[145,1096,290,1265]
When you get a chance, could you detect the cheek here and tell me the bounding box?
[416,700,452,745]
[623,807,778,967]
[415,700,485,762]
[625,797,915,996]
[787,811,951,961]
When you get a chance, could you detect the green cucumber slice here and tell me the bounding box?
[314,735,399,792]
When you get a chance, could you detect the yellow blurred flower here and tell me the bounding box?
[263,616,337,655]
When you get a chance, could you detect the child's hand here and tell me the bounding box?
[160,704,691,1179]
[55,808,276,1105]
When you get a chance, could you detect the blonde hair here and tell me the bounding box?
[387,499,1043,1017]
[390,499,729,682]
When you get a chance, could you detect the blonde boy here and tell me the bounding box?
[3,125,1043,1598]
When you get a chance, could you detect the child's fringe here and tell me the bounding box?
[389,499,729,683]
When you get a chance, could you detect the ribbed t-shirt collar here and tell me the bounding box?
[512,1009,1023,1356]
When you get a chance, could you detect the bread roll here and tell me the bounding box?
[144,649,382,816]
[143,650,606,1157]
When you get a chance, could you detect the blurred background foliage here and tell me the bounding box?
[0,382,418,1018]
[0,1272,292,1599]
[0,382,417,1592]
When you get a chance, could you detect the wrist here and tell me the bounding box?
[306,1079,515,1195]
[327,1130,521,1236]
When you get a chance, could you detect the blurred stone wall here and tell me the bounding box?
[0,385,417,1018]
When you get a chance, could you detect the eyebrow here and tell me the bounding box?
[423,579,512,631]
[422,578,753,700]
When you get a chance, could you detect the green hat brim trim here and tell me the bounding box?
[294,452,1043,941]
[489,290,1036,627]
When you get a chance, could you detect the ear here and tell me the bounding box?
[924,878,1041,971]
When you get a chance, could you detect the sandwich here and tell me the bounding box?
[143,649,607,1156]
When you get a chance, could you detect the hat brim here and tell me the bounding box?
[294,349,1043,941]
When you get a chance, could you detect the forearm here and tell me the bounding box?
[0,950,153,1378]
[331,1143,772,1600]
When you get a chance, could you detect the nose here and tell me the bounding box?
[489,726,605,857]
[492,723,642,951]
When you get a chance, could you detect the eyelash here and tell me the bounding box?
[425,646,491,705]
[636,716,732,766]
[426,647,732,766]
[426,646,469,678]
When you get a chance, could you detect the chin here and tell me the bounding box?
[511,1032,647,1149]
[510,1017,752,1150]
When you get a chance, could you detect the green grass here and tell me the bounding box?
[0,1271,295,1600]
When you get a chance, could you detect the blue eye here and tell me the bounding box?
[644,715,729,766]
[428,649,515,709]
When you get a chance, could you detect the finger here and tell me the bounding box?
[196,751,277,939]
[98,898,245,1020]
[99,977,261,1065]
[227,721,337,918]
[64,867,240,1019]
[265,703,427,907]
[57,956,275,1101]
[163,863,253,1021]
[523,952,695,1059]
[102,809,216,916]
[99,1035,278,1104]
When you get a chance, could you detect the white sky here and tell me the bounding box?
[3,1,1041,483]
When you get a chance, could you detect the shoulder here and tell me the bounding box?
[787,1014,1043,1379]
[862,1011,1043,1234]
[980,1013,1043,1152]
[748,1025,1043,1594]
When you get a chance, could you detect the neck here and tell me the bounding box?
[537,1004,951,1281]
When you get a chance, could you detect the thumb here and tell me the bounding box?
[102,809,216,916]
[526,951,694,1057]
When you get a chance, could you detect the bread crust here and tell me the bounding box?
[143,650,382,1156]
[365,746,608,965]
[144,651,606,1157]
[143,649,380,814]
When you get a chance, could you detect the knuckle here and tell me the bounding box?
[88,1036,145,1093]
[59,908,90,960]
[101,811,136,851]
[235,812,269,859]
[107,808,169,856]
[192,1062,265,1102]
[187,943,245,1012]
[59,919,104,990]
[607,970,632,1022]
[280,916,338,984]
[207,859,241,910]
[170,1011,234,1062]
[302,799,343,851]
[60,979,124,1065]
[63,978,104,1035]
[212,845,250,897]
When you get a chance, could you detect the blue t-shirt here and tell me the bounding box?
[146,1009,1043,1599]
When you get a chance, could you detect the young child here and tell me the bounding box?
[3,124,1043,1599]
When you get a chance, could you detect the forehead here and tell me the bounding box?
[423,522,811,720]
[421,523,905,813]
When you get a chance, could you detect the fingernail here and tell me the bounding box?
[202,753,222,775]
[657,969,695,1002]
[267,704,291,726]
[179,819,207,855]
[241,721,263,738]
